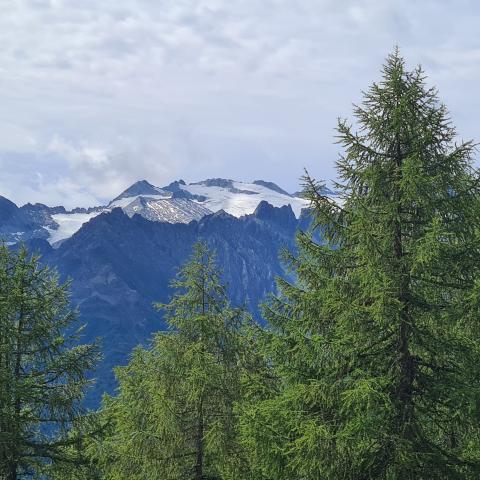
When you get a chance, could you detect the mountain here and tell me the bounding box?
[109,179,169,203]
[0,196,52,243]
[108,180,213,224]
[19,201,306,405]
[0,178,315,246]
[0,178,323,404]
[175,178,308,217]
[0,195,19,223]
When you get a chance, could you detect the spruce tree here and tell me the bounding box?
[95,241,251,479]
[240,50,480,479]
[0,245,99,479]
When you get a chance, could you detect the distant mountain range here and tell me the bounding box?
[0,178,336,246]
[0,178,334,405]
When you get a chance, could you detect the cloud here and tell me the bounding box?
[0,0,480,206]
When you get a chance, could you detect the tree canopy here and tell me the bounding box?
[239,49,480,479]
[0,245,99,479]
[94,241,253,480]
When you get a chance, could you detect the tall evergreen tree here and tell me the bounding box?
[240,50,480,479]
[0,245,99,479]
[95,241,252,479]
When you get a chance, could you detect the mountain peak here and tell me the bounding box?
[190,178,234,189]
[1,177,312,246]
[211,209,234,219]
[0,195,19,223]
[0,194,18,209]
[253,200,296,227]
[253,180,292,197]
[110,180,168,205]
[162,180,207,202]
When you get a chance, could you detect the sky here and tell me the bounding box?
[1,0,480,208]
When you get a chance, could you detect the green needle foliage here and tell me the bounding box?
[95,241,252,480]
[240,49,480,479]
[0,245,100,479]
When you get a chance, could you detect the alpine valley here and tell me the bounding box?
[0,178,334,404]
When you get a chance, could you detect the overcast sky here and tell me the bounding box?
[0,0,479,208]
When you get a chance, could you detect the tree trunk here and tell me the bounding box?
[195,399,204,480]
[393,139,415,439]
[6,462,17,480]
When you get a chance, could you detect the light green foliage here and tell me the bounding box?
[5,51,480,480]
[47,414,105,480]
[0,245,100,479]
[94,241,252,479]
[239,50,480,479]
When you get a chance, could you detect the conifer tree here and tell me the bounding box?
[95,241,252,479]
[0,245,99,479]
[240,50,480,479]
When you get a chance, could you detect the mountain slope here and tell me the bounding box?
[109,179,169,204]
[175,178,309,217]
[0,178,314,246]
[26,202,304,404]
[109,180,213,224]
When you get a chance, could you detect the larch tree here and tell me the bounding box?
[240,50,480,479]
[94,241,252,480]
[0,245,99,479]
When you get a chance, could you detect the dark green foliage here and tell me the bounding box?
[47,415,105,480]
[94,241,253,479]
[239,50,480,479]
[5,50,480,480]
[0,245,100,479]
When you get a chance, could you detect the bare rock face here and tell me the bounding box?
[0,178,315,245]
[0,178,325,405]
[22,202,308,406]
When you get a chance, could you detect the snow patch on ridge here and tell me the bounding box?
[47,212,103,245]
[180,180,309,217]
[109,194,171,209]
[41,178,315,245]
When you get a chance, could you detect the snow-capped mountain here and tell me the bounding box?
[0,178,320,246]
[0,179,329,406]
[117,196,213,224]
[171,179,309,217]
[107,180,213,226]
[21,200,306,406]
[110,179,169,203]
[108,178,310,220]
